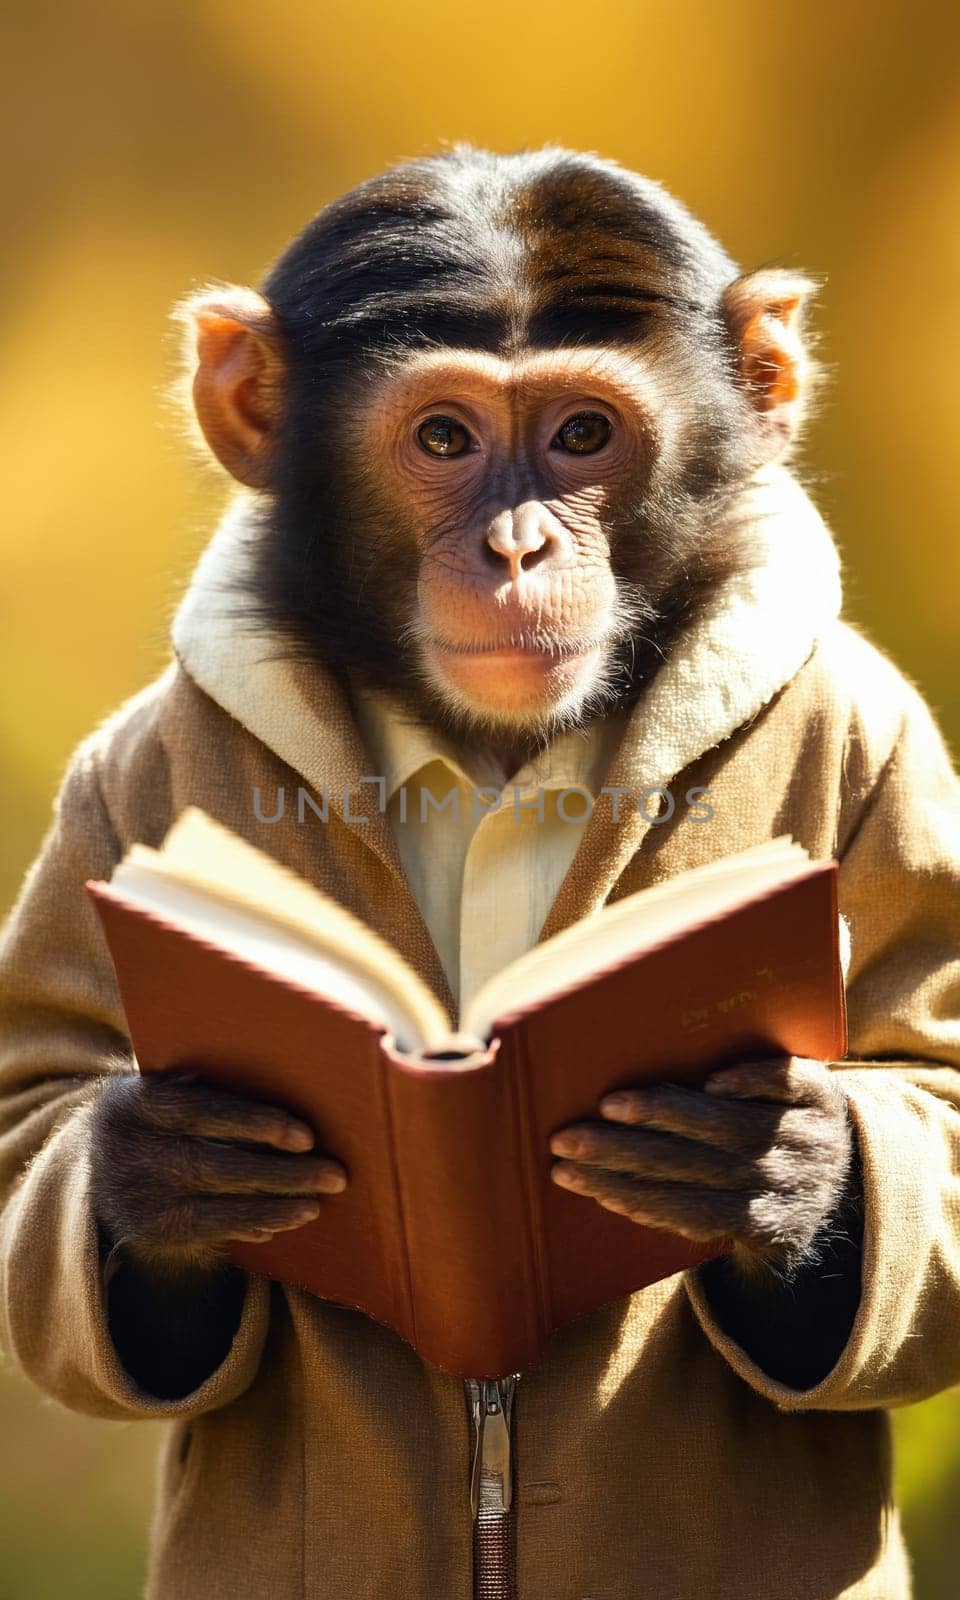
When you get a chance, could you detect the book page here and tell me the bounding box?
[113,809,453,1052]
[462,837,812,1040]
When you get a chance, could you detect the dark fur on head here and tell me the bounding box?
[222,145,806,736]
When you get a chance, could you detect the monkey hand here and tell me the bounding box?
[90,1071,346,1278]
[549,1057,854,1278]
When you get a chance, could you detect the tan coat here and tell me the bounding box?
[2,467,960,1599]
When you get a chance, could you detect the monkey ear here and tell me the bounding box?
[173,285,286,489]
[721,269,819,456]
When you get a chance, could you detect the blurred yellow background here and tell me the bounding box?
[1,1,959,1595]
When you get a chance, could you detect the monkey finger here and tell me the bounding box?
[135,1076,316,1151]
[549,1122,756,1188]
[597,1083,782,1154]
[172,1139,347,1196]
[704,1056,832,1106]
[186,1195,325,1247]
[550,1163,749,1242]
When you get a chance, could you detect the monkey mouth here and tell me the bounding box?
[428,633,607,660]
[424,635,606,716]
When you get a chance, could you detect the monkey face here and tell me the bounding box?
[354,346,665,729]
[176,147,814,744]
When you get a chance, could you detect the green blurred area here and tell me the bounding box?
[1,1,958,1594]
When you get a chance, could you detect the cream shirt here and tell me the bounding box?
[349,688,627,1021]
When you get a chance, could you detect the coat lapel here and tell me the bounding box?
[540,468,843,935]
[171,467,843,948]
[168,500,451,993]
[170,495,404,881]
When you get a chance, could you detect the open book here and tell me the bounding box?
[88,811,847,1379]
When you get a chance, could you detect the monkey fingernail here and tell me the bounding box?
[318,1168,347,1193]
[551,1163,585,1189]
[294,1202,323,1222]
[549,1133,583,1158]
[282,1124,315,1151]
[600,1094,637,1119]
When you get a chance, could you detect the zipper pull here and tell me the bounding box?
[469,1377,517,1518]
[468,1383,485,1518]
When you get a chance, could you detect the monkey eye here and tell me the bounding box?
[552,412,612,455]
[416,415,473,458]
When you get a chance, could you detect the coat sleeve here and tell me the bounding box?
[0,736,272,1420]
[686,678,960,1409]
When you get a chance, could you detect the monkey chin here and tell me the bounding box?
[426,642,606,728]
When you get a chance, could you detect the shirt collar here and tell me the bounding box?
[349,682,630,802]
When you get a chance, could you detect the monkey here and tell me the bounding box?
[92,144,853,1389]
[3,145,958,1600]
[183,158,808,767]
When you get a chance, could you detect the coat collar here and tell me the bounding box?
[171,465,842,928]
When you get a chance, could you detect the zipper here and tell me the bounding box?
[468,1376,518,1516]
[466,1376,519,1599]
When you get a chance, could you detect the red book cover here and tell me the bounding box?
[88,859,846,1378]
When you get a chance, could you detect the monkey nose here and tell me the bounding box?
[485,507,554,579]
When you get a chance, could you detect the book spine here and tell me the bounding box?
[372,1037,419,1348]
[504,1023,553,1352]
[378,1036,545,1378]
